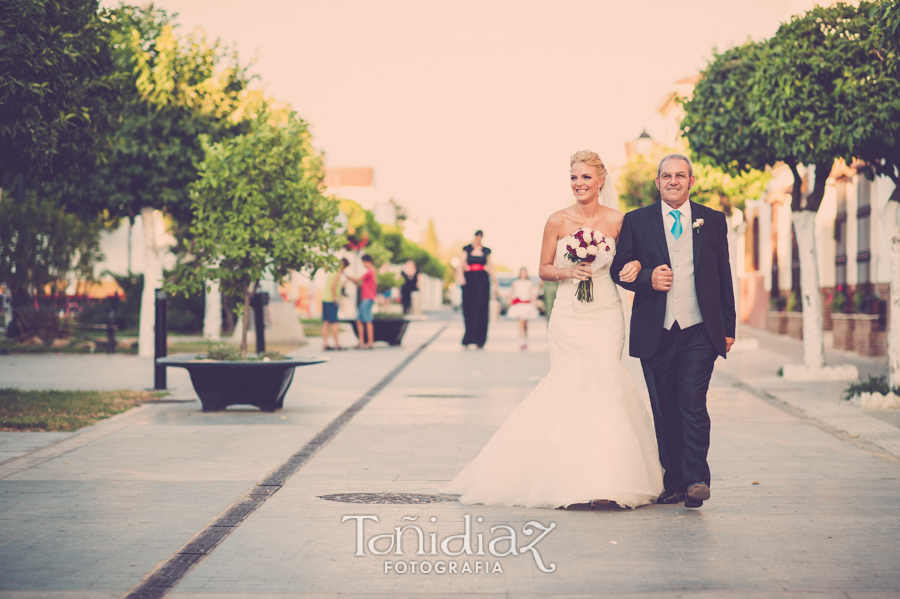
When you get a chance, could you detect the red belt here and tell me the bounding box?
[466,264,486,271]
[511,298,530,305]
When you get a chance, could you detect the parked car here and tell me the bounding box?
[496,275,545,315]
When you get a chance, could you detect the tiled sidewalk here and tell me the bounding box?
[0,317,898,598]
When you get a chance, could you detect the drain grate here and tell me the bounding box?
[318,492,457,504]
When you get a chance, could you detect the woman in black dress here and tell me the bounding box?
[400,260,418,315]
[456,230,496,347]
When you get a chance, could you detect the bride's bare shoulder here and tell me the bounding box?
[544,209,570,232]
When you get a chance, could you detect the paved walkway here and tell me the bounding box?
[1,314,899,598]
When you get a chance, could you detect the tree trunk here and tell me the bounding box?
[203,280,221,341]
[240,289,251,359]
[792,210,825,370]
[138,207,164,358]
[881,199,900,389]
[729,210,746,340]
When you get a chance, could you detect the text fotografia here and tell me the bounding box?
[342,514,557,574]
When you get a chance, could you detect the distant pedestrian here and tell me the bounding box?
[507,267,539,349]
[457,230,496,348]
[400,260,419,315]
[348,254,377,349]
[322,258,349,351]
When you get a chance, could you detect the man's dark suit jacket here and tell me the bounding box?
[611,200,736,359]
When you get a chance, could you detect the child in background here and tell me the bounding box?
[507,267,539,349]
[348,254,377,349]
[321,258,349,351]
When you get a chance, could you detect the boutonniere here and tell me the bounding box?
[692,218,704,232]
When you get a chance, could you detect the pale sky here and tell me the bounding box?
[108,0,818,272]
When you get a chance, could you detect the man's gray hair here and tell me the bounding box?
[657,153,694,178]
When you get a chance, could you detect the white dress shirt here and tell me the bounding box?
[661,201,703,331]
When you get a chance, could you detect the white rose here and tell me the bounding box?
[576,246,588,259]
[586,245,599,256]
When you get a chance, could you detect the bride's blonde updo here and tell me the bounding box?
[569,150,608,181]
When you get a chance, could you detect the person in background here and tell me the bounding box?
[507,267,540,349]
[400,260,419,315]
[321,258,349,351]
[457,230,496,348]
[348,254,377,349]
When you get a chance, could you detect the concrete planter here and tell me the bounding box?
[157,355,326,412]
[832,313,856,351]
[851,314,886,357]
[785,312,803,340]
[767,311,787,335]
[344,319,410,346]
[832,314,886,356]
[857,392,900,409]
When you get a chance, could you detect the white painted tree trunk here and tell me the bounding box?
[203,280,221,341]
[791,211,825,370]
[138,207,164,358]
[880,201,900,388]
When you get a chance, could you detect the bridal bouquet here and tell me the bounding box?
[563,228,612,303]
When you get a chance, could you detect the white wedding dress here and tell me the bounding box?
[445,234,664,509]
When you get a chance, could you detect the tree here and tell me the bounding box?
[616,152,660,212]
[167,114,343,358]
[84,5,253,357]
[684,5,874,375]
[0,190,107,340]
[0,0,116,181]
[616,141,769,216]
[855,0,900,386]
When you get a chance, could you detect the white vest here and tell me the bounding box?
[661,202,703,330]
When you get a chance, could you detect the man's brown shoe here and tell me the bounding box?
[687,482,711,500]
[685,482,710,508]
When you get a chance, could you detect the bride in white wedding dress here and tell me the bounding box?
[444,150,664,509]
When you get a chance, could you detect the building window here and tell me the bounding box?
[857,177,871,287]
[835,182,847,286]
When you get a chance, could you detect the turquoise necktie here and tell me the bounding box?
[670,209,683,240]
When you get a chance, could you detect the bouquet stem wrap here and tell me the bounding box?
[575,278,593,303]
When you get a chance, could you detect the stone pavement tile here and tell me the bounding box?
[0,432,77,463]
[167,322,900,597]
[719,326,900,461]
[0,480,250,593]
[0,323,447,595]
[0,592,122,598]
[0,353,197,394]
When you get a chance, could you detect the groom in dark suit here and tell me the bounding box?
[611,153,735,508]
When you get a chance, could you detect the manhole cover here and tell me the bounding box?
[318,493,457,504]
[406,394,478,398]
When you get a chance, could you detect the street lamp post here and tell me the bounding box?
[635,130,653,156]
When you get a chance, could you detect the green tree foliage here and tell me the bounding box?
[691,161,770,216]
[0,0,117,180]
[752,3,878,210]
[855,0,900,200]
[167,114,342,357]
[615,144,770,215]
[77,4,253,222]
[0,191,107,340]
[337,199,447,279]
[681,42,775,179]
[616,153,660,211]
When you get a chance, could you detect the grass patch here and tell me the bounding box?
[0,388,162,431]
[0,339,137,355]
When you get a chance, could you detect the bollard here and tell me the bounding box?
[154,289,167,390]
[251,292,268,355]
[106,311,116,355]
